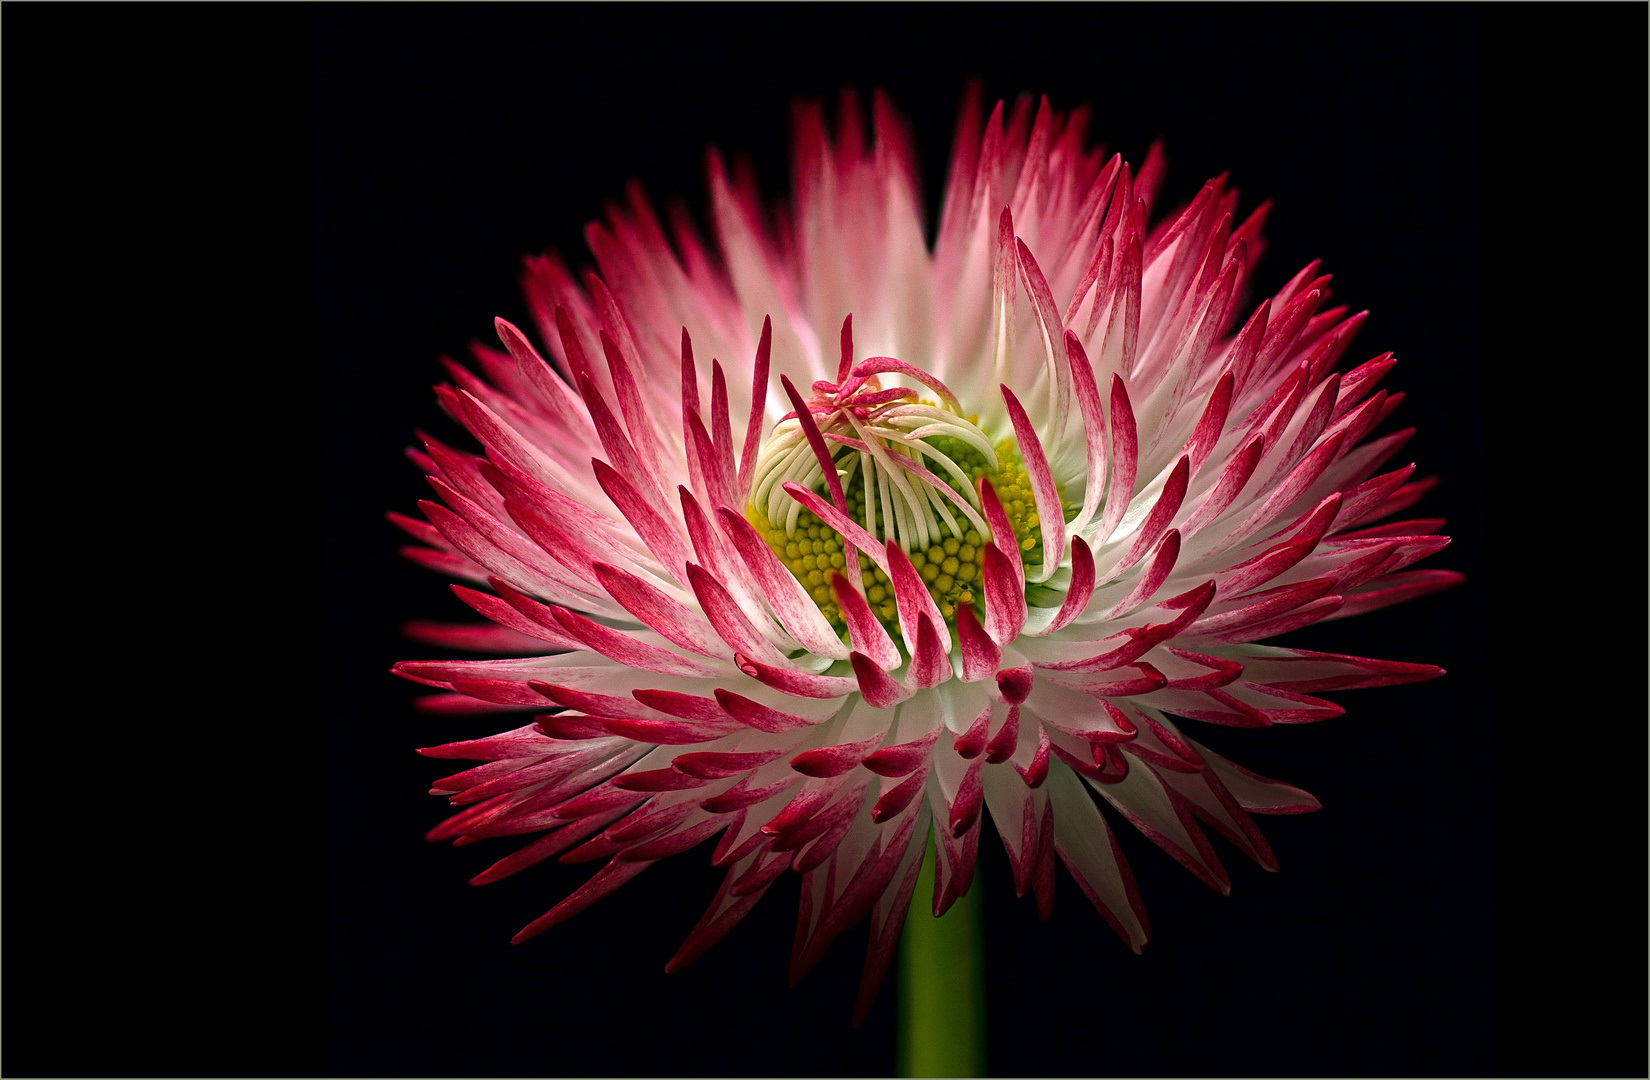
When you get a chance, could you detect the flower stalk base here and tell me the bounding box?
[898,832,987,1078]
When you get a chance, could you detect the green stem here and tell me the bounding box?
[897,830,987,1078]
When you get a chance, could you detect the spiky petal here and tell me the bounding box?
[394,86,1456,1020]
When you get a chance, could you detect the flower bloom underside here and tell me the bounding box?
[393,88,1457,1023]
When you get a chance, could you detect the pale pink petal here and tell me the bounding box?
[395,88,1458,986]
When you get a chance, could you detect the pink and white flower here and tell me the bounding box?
[393,87,1458,1022]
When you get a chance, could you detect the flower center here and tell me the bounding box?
[746,363,1058,642]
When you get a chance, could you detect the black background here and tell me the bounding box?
[319,6,1493,1076]
[2,4,1644,1079]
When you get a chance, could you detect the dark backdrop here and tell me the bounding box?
[309,5,1650,1078]
[319,6,1491,1076]
[0,5,1640,1078]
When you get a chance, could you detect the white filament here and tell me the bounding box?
[750,398,1001,554]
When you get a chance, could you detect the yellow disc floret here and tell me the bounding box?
[747,433,1059,652]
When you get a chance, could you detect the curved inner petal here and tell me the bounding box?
[746,367,1069,649]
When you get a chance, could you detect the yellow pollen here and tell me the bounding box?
[745,433,1061,648]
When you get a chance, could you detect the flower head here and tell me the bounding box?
[393,86,1458,1023]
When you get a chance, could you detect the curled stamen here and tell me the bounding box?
[869,427,984,508]
[852,356,965,413]
[753,364,1017,559]
[845,410,933,552]
[747,329,1058,634]
[871,405,1000,468]
[846,387,921,409]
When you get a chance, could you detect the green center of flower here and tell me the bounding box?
[747,390,1057,643]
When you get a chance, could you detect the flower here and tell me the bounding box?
[392,86,1459,1023]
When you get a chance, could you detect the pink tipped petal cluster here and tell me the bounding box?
[393,87,1457,1022]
